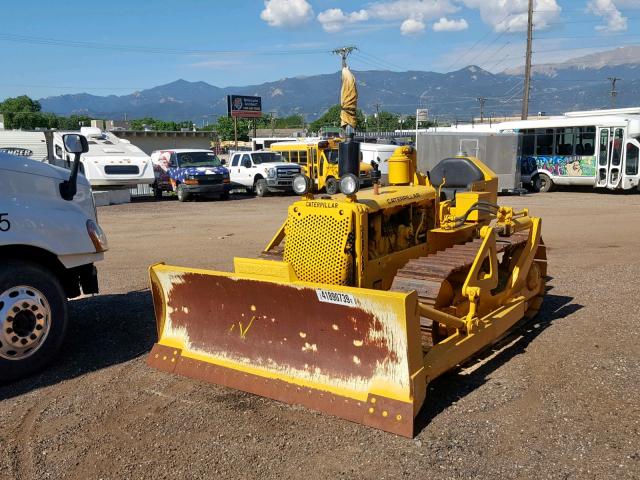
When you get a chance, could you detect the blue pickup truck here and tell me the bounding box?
[150,149,231,201]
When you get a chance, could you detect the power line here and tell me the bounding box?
[441,12,514,72]
[0,32,329,56]
[357,50,405,71]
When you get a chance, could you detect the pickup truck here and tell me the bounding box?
[150,149,231,201]
[228,151,302,196]
[0,135,107,381]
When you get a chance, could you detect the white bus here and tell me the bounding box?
[498,115,640,192]
[51,127,155,189]
[438,110,640,192]
[251,137,298,151]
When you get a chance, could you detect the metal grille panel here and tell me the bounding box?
[283,211,352,285]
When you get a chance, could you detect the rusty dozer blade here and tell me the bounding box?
[148,261,426,437]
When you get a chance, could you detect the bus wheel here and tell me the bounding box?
[325,177,338,195]
[534,173,554,193]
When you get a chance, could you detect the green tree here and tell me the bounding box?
[214,117,250,141]
[309,104,365,133]
[129,117,194,131]
[0,95,45,129]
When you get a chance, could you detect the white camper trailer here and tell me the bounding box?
[51,127,154,189]
[0,131,49,161]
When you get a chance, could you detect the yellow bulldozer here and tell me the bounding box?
[147,142,546,437]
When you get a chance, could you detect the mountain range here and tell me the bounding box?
[37,46,640,122]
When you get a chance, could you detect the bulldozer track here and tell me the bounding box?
[391,231,532,346]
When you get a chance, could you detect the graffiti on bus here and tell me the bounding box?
[521,155,596,177]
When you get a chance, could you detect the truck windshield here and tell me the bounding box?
[252,152,283,164]
[177,152,222,168]
[326,149,339,164]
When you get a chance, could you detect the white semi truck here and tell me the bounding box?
[0,134,108,381]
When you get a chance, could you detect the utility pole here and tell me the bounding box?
[476,97,486,123]
[332,46,357,68]
[608,77,620,108]
[270,111,276,136]
[521,0,534,120]
[374,102,381,132]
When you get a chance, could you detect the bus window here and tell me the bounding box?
[626,143,639,175]
[279,151,290,162]
[611,128,624,166]
[522,129,535,156]
[554,127,574,156]
[299,150,308,166]
[535,128,554,155]
[599,129,609,166]
[575,126,595,155]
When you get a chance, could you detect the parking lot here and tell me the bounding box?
[1,190,639,480]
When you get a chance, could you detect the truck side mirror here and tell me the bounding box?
[242,159,252,168]
[59,134,89,201]
[64,134,89,154]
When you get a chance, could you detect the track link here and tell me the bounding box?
[391,231,531,347]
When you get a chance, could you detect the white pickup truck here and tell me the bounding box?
[0,134,108,381]
[227,151,302,196]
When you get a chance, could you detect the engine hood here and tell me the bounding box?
[0,152,90,187]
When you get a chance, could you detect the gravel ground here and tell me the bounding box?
[1,189,639,480]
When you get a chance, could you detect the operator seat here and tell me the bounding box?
[429,157,485,201]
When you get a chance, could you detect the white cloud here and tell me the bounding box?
[260,0,314,28]
[400,17,426,35]
[368,0,458,21]
[317,8,369,33]
[433,17,469,31]
[588,0,628,32]
[316,1,456,35]
[461,0,561,32]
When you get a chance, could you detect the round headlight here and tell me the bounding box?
[339,173,359,195]
[292,174,312,195]
[267,168,276,178]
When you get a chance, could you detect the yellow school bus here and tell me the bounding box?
[270,138,372,194]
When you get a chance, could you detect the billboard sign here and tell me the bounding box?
[416,108,429,122]
[227,95,262,118]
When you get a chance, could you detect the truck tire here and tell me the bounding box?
[255,179,268,197]
[325,177,338,195]
[535,173,554,193]
[0,260,68,382]
[177,184,190,202]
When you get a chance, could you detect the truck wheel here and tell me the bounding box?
[177,184,190,202]
[0,260,68,382]
[255,179,268,197]
[325,177,338,195]
[535,173,554,193]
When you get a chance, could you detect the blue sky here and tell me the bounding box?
[1,0,639,99]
